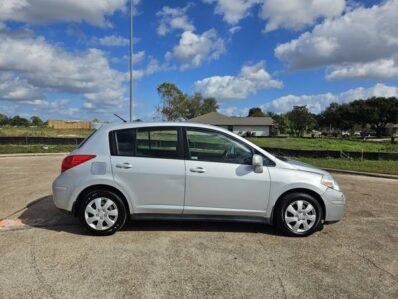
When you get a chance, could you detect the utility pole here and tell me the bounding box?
[129,0,134,122]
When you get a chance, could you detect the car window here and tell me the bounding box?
[136,128,179,159]
[114,129,135,156]
[186,129,253,164]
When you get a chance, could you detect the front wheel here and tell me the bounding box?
[78,189,127,236]
[275,192,322,237]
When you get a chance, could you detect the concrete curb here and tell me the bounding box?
[0,152,68,158]
[324,168,398,180]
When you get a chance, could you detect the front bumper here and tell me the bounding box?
[323,188,345,222]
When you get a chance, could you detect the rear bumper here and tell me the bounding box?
[323,188,345,222]
[52,176,73,212]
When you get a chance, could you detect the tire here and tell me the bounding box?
[78,189,127,236]
[275,192,322,237]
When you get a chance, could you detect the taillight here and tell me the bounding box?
[61,155,96,173]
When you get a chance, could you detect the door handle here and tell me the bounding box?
[190,167,206,173]
[115,162,133,169]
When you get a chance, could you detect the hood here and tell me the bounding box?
[283,159,329,176]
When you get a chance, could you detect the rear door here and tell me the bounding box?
[110,127,185,214]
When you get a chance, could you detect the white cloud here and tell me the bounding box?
[261,83,398,114]
[0,0,128,27]
[157,5,194,36]
[0,73,43,101]
[261,0,345,32]
[0,27,127,110]
[193,61,283,100]
[203,0,261,25]
[133,58,172,80]
[275,0,398,80]
[166,29,225,70]
[219,106,249,116]
[23,99,70,111]
[98,35,129,47]
[133,51,145,64]
[229,26,241,34]
[326,57,398,80]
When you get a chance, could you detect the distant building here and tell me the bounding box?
[385,123,398,136]
[189,112,275,137]
[48,119,92,129]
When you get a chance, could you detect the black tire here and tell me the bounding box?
[274,192,322,237]
[78,189,127,236]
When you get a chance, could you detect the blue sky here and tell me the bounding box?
[1,0,398,122]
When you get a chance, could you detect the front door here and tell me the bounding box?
[110,127,185,214]
[183,128,270,216]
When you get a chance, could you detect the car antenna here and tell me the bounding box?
[113,113,127,123]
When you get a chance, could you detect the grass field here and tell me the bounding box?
[0,144,75,154]
[248,137,398,153]
[295,158,398,175]
[0,126,93,137]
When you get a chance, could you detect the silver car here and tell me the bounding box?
[53,123,345,236]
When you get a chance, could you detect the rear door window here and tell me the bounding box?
[136,128,180,159]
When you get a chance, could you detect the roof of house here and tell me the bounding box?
[188,112,274,126]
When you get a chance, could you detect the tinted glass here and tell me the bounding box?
[114,129,135,156]
[136,128,179,159]
[186,129,253,164]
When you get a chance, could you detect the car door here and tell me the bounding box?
[183,127,271,216]
[110,127,185,214]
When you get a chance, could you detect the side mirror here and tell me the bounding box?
[252,154,263,173]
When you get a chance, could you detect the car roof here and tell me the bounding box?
[99,122,224,132]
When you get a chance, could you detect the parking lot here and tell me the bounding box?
[0,155,397,298]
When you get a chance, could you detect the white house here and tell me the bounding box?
[189,112,275,137]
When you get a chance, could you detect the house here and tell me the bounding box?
[188,112,275,137]
[385,123,398,136]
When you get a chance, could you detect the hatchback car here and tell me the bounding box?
[53,123,345,236]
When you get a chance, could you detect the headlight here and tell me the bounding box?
[321,175,340,191]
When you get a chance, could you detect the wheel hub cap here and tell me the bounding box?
[284,200,317,233]
[84,197,119,231]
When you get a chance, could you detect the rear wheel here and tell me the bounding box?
[78,189,127,236]
[275,192,322,237]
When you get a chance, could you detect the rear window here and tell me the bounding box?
[114,129,135,156]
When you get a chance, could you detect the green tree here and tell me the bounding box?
[286,106,316,137]
[30,116,43,126]
[157,83,218,120]
[248,107,265,117]
[186,93,218,119]
[348,97,398,137]
[268,112,289,134]
[157,82,189,121]
[318,102,355,132]
[10,115,29,127]
[0,113,8,126]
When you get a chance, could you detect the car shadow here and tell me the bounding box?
[18,195,279,236]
